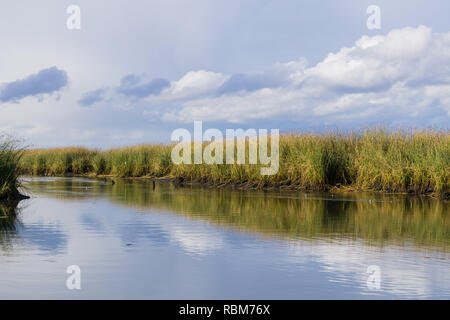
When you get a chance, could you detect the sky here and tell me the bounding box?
[0,0,449,148]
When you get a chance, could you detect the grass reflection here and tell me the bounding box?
[0,200,20,251]
[24,178,450,251]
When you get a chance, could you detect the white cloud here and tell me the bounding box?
[155,26,450,126]
[166,70,228,98]
[306,26,443,91]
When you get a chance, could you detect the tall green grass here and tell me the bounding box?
[0,136,24,200]
[19,129,449,197]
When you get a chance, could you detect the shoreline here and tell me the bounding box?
[20,173,449,200]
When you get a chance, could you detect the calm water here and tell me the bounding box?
[0,177,449,299]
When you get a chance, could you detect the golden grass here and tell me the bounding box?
[19,129,449,197]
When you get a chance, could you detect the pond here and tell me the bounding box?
[0,177,448,299]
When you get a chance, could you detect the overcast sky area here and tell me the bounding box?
[1,0,449,148]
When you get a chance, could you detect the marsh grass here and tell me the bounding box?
[19,129,449,197]
[0,136,25,200]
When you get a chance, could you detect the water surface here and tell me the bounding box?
[0,177,449,299]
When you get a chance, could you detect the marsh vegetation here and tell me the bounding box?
[0,136,26,201]
[18,129,449,197]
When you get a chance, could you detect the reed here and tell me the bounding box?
[0,135,25,200]
[19,129,449,197]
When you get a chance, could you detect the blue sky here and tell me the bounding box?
[0,0,449,148]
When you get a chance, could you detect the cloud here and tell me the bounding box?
[303,26,444,93]
[9,25,447,148]
[0,66,68,103]
[166,70,228,99]
[116,74,170,98]
[154,26,450,127]
[217,73,283,95]
[78,88,107,107]
[217,60,306,95]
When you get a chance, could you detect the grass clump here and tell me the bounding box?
[353,129,449,194]
[0,135,25,200]
[20,147,98,176]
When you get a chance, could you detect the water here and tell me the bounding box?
[0,177,449,299]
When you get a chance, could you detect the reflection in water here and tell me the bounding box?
[0,200,68,254]
[23,177,449,251]
[0,201,19,252]
[0,177,448,299]
[117,221,170,246]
